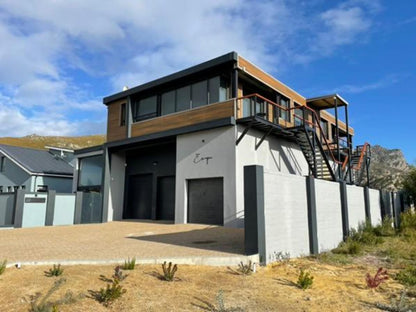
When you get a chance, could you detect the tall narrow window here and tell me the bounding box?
[161,90,175,115]
[176,85,191,112]
[120,103,126,126]
[294,103,303,126]
[191,80,208,108]
[219,76,229,101]
[278,96,290,121]
[0,156,5,172]
[320,119,329,139]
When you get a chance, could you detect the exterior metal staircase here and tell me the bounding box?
[344,143,371,185]
[292,126,336,181]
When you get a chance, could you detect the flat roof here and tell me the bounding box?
[103,52,238,104]
[307,94,349,110]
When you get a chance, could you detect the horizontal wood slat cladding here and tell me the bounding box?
[131,100,235,137]
[107,99,127,142]
[238,57,306,105]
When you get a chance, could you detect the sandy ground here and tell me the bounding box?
[0,258,406,312]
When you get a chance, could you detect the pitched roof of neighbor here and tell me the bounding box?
[0,144,73,176]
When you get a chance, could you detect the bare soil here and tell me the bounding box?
[0,257,407,312]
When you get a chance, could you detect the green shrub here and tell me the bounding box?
[349,220,384,245]
[0,259,6,275]
[297,269,314,290]
[373,217,395,237]
[332,238,362,255]
[395,266,416,286]
[44,264,63,277]
[162,262,178,281]
[28,278,81,312]
[237,261,253,275]
[400,210,416,232]
[122,257,136,270]
[96,279,126,307]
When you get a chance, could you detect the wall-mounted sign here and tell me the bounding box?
[193,153,213,165]
[24,197,46,203]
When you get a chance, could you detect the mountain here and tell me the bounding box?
[0,134,105,150]
[367,145,410,191]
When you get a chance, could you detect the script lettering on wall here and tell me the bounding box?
[193,153,213,165]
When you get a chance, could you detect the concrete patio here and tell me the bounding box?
[0,221,256,266]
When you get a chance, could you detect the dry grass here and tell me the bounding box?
[0,259,405,312]
[0,134,105,150]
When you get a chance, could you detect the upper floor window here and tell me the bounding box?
[120,103,126,126]
[278,95,290,121]
[160,76,229,116]
[294,103,303,126]
[0,156,5,172]
[132,96,157,122]
[320,119,329,139]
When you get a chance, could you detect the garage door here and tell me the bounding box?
[188,177,223,225]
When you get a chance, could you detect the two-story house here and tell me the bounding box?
[73,52,370,227]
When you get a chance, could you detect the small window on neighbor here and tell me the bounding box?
[21,185,26,190]
[120,103,126,126]
[0,186,3,193]
[0,156,5,172]
[7,186,12,192]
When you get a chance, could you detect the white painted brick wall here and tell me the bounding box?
[315,179,343,252]
[263,171,310,262]
[346,185,366,230]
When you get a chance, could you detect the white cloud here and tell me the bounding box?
[322,74,401,94]
[0,0,382,137]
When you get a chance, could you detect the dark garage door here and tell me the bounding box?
[188,177,223,225]
[125,174,152,219]
[157,176,175,220]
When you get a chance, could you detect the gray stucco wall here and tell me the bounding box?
[369,188,382,226]
[0,156,31,191]
[346,185,366,230]
[176,126,237,226]
[262,171,310,261]
[236,125,309,228]
[315,179,343,251]
[0,193,15,225]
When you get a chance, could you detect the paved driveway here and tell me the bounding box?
[0,221,250,266]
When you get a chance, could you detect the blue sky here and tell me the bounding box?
[0,0,415,162]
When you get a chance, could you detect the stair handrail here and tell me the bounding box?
[353,142,370,170]
[237,93,343,165]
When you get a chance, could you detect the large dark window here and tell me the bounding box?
[133,95,157,122]
[161,91,175,115]
[176,86,191,112]
[78,155,104,188]
[192,80,208,108]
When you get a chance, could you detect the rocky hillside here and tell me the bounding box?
[367,145,410,191]
[0,134,105,150]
